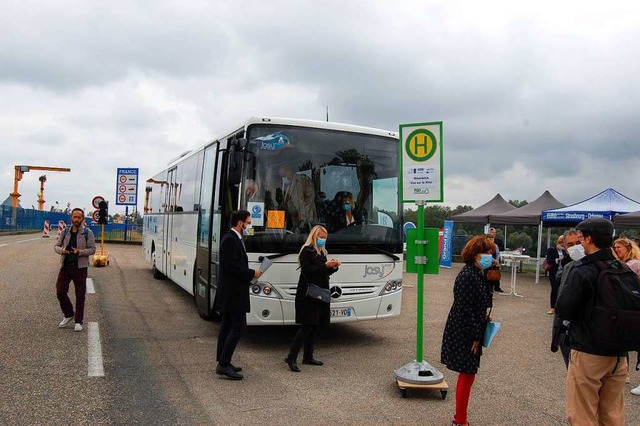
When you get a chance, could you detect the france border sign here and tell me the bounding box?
[399,122,443,203]
[115,168,139,206]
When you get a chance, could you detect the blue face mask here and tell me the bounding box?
[316,238,326,247]
[343,204,352,211]
[478,254,493,269]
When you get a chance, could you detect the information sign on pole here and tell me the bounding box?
[399,122,444,203]
[115,168,139,206]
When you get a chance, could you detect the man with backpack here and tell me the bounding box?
[555,217,630,425]
[54,208,96,332]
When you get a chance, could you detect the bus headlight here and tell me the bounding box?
[249,282,282,299]
[379,279,402,296]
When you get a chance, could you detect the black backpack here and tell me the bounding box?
[587,260,640,352]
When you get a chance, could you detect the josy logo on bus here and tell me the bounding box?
[254,132,290,151]
[363,263,395,279]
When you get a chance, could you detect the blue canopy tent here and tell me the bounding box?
[541,188,640,224]
[541,189,640,279]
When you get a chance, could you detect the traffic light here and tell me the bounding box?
[98,201,108,225]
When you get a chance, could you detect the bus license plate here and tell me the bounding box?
[330,307,352,317]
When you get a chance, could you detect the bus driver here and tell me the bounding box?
[279,164,317,232]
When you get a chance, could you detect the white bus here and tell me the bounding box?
[142,117,403,325]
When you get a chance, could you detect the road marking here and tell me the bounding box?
[87,278,95,294]
[0,237,42,248]
[88,322,105,377]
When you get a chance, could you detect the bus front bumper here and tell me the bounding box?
[246,290,403,325]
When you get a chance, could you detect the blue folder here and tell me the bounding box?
[483,321,502,348]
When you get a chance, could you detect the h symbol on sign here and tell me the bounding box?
[413,135,429,156]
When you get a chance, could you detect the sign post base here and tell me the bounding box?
[394,359,444,385]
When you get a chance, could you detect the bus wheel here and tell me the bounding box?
[152,250,164,279]
[194,284,219,321]
[197,308,221,321]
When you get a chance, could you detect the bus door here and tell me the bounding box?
[164,166,177,277]
[195,143,219,319]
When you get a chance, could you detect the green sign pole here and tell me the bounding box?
[395,120,444,386]
[416,200,425,362]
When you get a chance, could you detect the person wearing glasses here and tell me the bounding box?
[551,229,583,368]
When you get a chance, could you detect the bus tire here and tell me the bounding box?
[194,282,221,321]
[210,309,221,322]
[152,249,164,280]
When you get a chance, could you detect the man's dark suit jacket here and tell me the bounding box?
[214,230,256,313]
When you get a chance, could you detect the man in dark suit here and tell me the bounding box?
[215,210,263,380]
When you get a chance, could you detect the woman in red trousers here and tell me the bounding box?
[441,236,495,426]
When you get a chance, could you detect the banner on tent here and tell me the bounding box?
[542,211,612,222]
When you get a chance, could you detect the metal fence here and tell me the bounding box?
[0,206,70,232]
[88,224,142,243]
[0,206,141,242]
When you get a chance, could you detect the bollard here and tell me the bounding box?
[57,220,67,239]
[42,220,50,238]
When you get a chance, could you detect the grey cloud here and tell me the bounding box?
[0,2,235,91]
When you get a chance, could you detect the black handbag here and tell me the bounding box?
[306,283,331,304]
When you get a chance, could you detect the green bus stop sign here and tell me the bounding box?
[405,228,440,275]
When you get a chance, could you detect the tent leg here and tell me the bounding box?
[503,225,507,250]
[535,223,543,284]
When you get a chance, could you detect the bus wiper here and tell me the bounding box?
[365,245,400,262]
[258,253,290,262]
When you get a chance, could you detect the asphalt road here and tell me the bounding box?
[1,233,638,425]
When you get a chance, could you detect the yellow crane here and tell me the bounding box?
[10,165,71,210]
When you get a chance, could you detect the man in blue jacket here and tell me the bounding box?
[214,210,263,380]
[555,217,626,425]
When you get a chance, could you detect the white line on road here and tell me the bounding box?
[88,322,105,377]
[0,237,43,248]
[87,278,95,294]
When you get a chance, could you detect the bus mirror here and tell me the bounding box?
[228,149,243,185]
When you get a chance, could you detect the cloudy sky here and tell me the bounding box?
[2,0,640,216]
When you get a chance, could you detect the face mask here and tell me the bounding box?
[316,238,326,247]
[282,177,290,186]
[478,254,493,269]
[567,244,585,261]
[343,204,352,211]
[242,223,252,236]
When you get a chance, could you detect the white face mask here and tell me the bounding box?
[567,244,585,261]
[242,223,253,236]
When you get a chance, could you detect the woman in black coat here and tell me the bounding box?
[441,235,495,426]
[285,225,341,372]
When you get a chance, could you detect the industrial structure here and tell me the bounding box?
[10,165,71,210]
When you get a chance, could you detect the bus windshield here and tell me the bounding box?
[241,124,401,255]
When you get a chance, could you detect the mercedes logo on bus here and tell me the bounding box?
[330,286,342,299]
